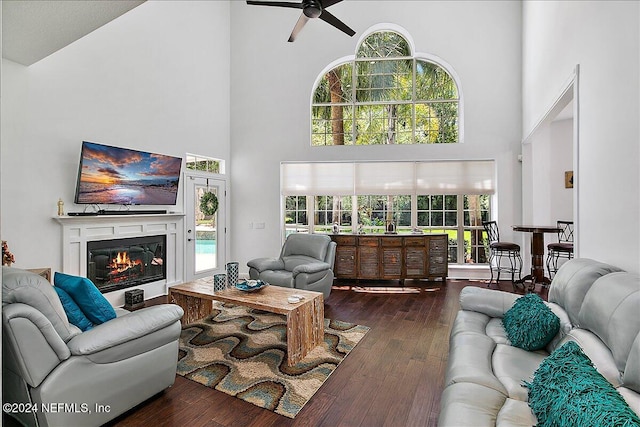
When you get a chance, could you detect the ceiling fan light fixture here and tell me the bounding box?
[246,0,355,42]
[302,0,322,18]
[303,6,322,18]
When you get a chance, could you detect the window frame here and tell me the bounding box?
[283,192,492,265]
[310,26,464,146]
[185,154,225,174]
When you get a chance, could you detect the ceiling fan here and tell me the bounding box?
[246,0,356,42]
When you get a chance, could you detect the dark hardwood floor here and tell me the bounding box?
[105,279,535,427]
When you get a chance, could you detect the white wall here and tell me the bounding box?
[549,119,574,223]
[229,1,523,273]
[523,1,640,273]
[525,118,573,224]
[0,1,231,273]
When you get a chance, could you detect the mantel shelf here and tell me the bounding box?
[53,213,185,224]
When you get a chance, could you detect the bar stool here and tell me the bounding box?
[546,220,574,278]
[483,221,523,288]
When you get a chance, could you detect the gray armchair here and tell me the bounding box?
[247,233,336,299]
[2,267,184,427]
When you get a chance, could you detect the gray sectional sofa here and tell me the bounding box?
[439,258,640,426]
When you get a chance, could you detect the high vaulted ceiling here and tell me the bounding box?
[2,0,145,66]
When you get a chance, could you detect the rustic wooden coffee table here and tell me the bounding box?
[169,278,324,366]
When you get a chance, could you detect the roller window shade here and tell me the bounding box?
[281,162,354,195]
[415,160,495,195]
[354,162,415,195]
[281,160,495,196]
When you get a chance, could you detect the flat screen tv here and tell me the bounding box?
[74,141,182,206]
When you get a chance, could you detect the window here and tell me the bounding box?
[314,196,352,234]
[186,154,224,174]
[358,195,411,234]
[464,195,491,264]
[312,29,460,146]
[416,194,491,264]
[281,161,494,265]
[285,196,307,235]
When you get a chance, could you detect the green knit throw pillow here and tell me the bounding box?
[503,293,560,351]
[526,341,640,427]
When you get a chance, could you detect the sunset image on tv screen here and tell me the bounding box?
[75,142,182,205]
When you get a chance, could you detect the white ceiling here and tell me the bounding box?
[0,0,575,122]
[1,0,146,66]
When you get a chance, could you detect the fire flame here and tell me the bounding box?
[108,251,142,274]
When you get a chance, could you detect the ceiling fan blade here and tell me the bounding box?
[318,10,355,37]
[246,1,304,9]
[320,0,343,8]
[288,14,310,42]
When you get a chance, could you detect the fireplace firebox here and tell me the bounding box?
[87,235,166,293]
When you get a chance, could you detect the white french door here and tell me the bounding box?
[185,173,226,281]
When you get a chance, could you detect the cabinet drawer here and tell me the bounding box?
[333,235,356,245]
[404,236,427,247]
[381,237,403,247]
[358,236,380,247]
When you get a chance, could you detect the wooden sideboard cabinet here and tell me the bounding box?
[330,234,448,282]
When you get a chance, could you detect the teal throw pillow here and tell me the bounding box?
[54,272,116,325]
[53,286,94,332]
[525,341,640,427]
[503,293,560,351]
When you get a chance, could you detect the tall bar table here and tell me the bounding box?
[512,225,561,291]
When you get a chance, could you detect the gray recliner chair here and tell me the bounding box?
[247,233,336,299]
[2,267,184,427]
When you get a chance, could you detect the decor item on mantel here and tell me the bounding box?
[226,261,239,288]
[177,301,369,418]
[57,198,64,216]
[2,241,15,266]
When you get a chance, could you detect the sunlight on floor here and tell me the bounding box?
[332,285,443,294]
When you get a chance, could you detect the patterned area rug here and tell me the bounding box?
[177,302,369,418]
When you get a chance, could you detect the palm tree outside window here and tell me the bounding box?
[312,30,460,146]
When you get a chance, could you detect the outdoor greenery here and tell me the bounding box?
[186,156,220,174]
[284,194,491,264]
[312,30,459,146]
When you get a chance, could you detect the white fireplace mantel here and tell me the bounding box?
[54,213,185,306]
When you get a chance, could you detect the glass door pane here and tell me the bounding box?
[185,174,225,281]
[195,184,217,272]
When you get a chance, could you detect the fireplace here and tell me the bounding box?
[87,235,166,293]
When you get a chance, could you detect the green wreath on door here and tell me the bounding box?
[200,191,219,216]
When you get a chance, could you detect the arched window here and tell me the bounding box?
[312,29,461,145]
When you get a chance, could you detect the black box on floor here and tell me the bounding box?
[124,289,145,310]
